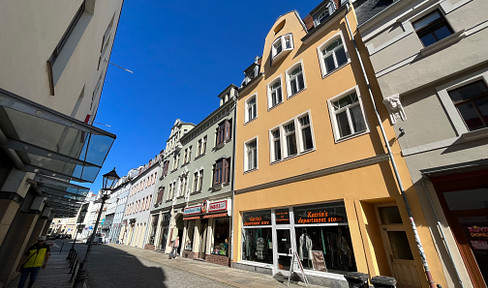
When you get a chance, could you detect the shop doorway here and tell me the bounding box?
[276,228,293,273]
[199,219,208,259]
[429,170,488,287]
[377,205,421,288]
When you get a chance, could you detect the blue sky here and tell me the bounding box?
[88,0,320,192]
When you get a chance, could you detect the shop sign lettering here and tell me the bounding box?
[467,226,488,238]
[296,210,344,224]
[184,205,201,215]
[276,211,289,223]
[208,200,227,212]
[243,216,270,226]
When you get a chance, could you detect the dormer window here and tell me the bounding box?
[313,1,336,27]
[272,33,293,63]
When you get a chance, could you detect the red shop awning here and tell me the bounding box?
[203,213,228,219]
[183,216,202,221]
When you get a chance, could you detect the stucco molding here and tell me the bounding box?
[383,94,407,124]
[235,154,390,194]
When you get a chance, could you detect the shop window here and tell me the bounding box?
[185,222,195,251]
[212,219,230,256]
[242,210,273,264]
[293,203,356,272]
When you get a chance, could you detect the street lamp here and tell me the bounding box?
[73,168,119,288]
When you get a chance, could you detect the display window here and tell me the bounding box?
[242,210,273,264]
[212,218,230,256]
[185,221,195,251]
[293,202,355,273]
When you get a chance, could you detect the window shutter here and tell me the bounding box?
[223,158,230,183]
[225,120,231,141]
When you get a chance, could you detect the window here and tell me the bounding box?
[216,120,232,145]
[198,169,204,191]
[157,187,165,204]
[270,129,282,162]
[212,219,230,256]
[47,1,87,95]
[413,10,454,47]
[268,78,283,109]
[246,95,257,122]
[299,114,314,151]
[284,122,297,157]
[162,161,169,177]
[183,146,192,164]
[244,139,258,172]
[318,35,348,76]
[270,112,315,162]
[448,80,488,131]
[197,136,207,156]
[272,33,294,63]
[193,171,199,192]
[328,89,368,141]
[242,210,272,264]
[172,153,180,170]
[287,63,306,97]
[213,158,230,186]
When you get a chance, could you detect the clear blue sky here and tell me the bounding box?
[87,0,320,193]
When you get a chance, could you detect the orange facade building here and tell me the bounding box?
[231,2,448,287]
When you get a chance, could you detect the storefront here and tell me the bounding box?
[158,212,171,251]
[427,168,488,287]
[182,199,232,266]
[240,201,356,277]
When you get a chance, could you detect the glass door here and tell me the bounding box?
[276,228,293,272]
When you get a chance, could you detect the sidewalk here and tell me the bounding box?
[7,251,79,288]
[110,244,326,288]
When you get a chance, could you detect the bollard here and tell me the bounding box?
[344,272,369,288]
[69,261,79,283]
[371,276,397,288]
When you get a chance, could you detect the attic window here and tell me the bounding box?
[274,20,286,34]
[313,1,336,27]
[271,33,293,64]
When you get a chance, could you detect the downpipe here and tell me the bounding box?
[344,4,436,288]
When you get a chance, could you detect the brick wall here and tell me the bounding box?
[206,254,230,267]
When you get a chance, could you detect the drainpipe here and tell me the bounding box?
[229,92,238,262]
[343,4,436,288]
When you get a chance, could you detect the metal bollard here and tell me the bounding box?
[69,261,79,283]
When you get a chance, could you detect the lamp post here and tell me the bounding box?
[73,168,119,288]
[67,224,84,260]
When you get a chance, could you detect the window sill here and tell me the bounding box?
[461,127,488,141]
[243,167,258,174]
[287,87,307,100]
[334,130,369,144]
[244,117,258,125]
[267,101,284,112]
[419,30,465,57]
[270,148,316,165]
[321,60,350,79]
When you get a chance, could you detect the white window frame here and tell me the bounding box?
[245,94,258,123]
[317,31,350,78]
[327,86,370,143]
[436,69,488,137]
[244,137,258,172]
[285,60,307,98]
[271,33,294,63]
[267,76,284,110]
[269,111,316,163]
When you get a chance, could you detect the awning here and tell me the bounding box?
[183,216,201,221]
[0,87,116,217]
[203,213,228,219]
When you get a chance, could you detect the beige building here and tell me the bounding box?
[0,1,123,286]
[356,0,488,287]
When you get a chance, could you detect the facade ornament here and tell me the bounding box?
[383,94,407,124]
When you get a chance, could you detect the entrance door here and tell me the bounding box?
[276,228,293,273]
[199,219,208,259]
[377,206,422,288]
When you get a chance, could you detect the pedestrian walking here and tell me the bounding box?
[16,236,51,288]
[170,236,180,259]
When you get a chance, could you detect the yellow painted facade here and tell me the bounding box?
[232,6,447,288]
